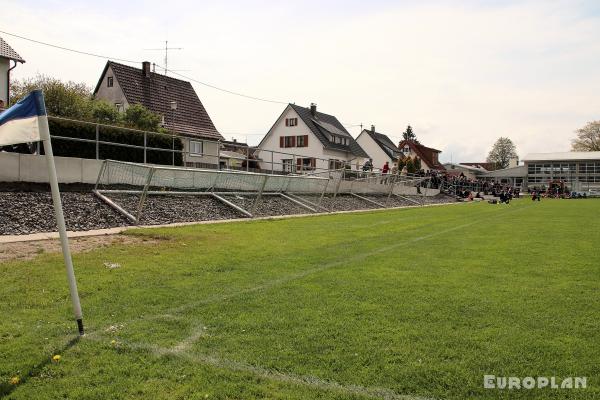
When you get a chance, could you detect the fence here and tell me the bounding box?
[94,160,435,222]
[13,116,404,176]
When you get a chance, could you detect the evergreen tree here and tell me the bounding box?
[402,125,418,142]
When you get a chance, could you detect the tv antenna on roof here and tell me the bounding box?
[144,40,183,75]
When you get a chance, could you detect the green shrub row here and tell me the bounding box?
[1,119,184,166]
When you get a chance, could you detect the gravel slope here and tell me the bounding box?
[1,191,457,235]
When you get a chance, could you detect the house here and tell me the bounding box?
[442,162,487,180]
[93,61,224,167]
[219,139,252,170]
[0,36,25,108]
[355,125,402,171]
[256,103,368,173]
[397,140,445,172]
[460,162,496,171]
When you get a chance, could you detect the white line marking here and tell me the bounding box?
[84,334,434,400]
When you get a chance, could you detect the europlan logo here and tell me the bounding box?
[484,375,587,390]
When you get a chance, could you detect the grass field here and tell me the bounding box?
[1,199,599,399]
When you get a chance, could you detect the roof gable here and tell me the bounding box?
[94,61,223,140]
[0,36,25,63]
[399,140,445,171]
[289,104,368,158]
[361,129,402,160]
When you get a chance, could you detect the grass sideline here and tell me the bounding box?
[1,199,599,399]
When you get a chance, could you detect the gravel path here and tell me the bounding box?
[0,192,131,235]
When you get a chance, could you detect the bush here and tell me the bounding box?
[46,118,183,166]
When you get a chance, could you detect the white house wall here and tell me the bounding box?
[183,137,219,166]
[0,59,9,104]
[355,132,392,170]
[94,66,129,108]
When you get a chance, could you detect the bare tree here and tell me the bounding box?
[572,121,600,151]
[486,137,518,169]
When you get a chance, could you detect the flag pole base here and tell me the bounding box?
[77,319,84,336]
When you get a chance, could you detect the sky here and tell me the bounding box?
[2,0,600,163]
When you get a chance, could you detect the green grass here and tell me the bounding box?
[1,199,599,399]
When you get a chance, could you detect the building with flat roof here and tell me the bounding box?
[523,151,600,192]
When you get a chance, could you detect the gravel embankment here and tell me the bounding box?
[1,190,457,236]
[221,194,315,217]
[108,193,246,225]
[0,192,131,235]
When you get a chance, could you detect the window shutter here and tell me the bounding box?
[296,158,302,172]
[280,137,284,148]
[304,135,308,147]
[311,158,316,168]
[291,136,296,147]
[285,119,289,127]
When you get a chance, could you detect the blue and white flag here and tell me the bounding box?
[0,90,50,146]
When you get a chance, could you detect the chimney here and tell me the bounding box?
[142,61,151,78]
[371,125,375,133]
[310,103,317,116]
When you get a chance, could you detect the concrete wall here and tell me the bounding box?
[0,58,9,105]
[0,152,103,184]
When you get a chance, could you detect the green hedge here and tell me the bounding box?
[47,119,183,166]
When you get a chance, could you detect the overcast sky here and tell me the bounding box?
[3,0,600,162]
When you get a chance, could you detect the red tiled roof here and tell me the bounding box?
[0,36,25,63]
[398,140,445,171]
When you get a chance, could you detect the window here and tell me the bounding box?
[107,76,113,87]
[296,135,308,147]
[280,136,296,148]
[297,157,316,172]
[285,118,298,127]
[282,159,293,172]
[115,103,124,112]
[190,140,203,156]
[329,159,344,170]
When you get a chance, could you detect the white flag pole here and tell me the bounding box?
[39,112,84,336]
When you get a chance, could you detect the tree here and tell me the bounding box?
[405,157,416,174]
[123,103,163,132]
[486,137,518,169]
[572,121,600,151]
[10,74,93,120]
[402,125,418,142]
[10,75,165,132]
[413,157,422,171]
[91,100,121,124]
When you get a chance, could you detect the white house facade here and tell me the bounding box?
[0,36,25,107]
[256,104,369,173]
[355,126,402,171]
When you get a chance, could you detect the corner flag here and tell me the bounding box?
[0,90,50,146]
[0,90,84,335]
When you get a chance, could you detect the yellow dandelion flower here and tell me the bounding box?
[52,354,61,362]
[10,376,20,385]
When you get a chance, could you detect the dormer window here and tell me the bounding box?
[107,76,113,87]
